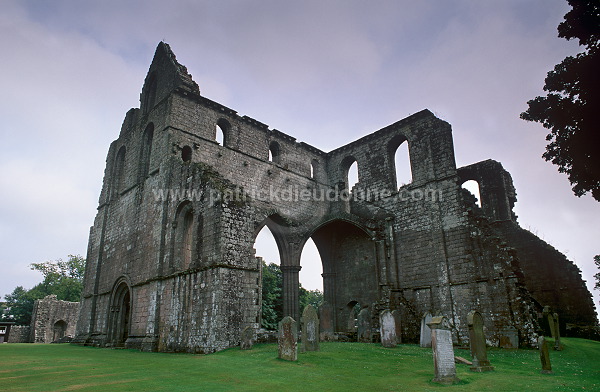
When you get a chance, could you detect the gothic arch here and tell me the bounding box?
[107,277,132,347]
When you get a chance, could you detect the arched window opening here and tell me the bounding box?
[140,123,154,179]
[462,180,482,208]
[182,210,193,269]
[143,73,157,114]
[216,119,230,146]
[299,237,323,308]
[181,145,192,162]
[254,225,283,330]
[388,135,412,189]
[394,142,412,188]
[175,202,196,271]
[269,141,281,164]
[310,159,319,179]
[347,161,358,191]
[112,146,126,198]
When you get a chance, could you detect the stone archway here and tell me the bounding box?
[307,219,378,333]
[53,320,67,342]
[108,281,131,347]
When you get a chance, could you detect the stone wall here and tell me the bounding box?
[7,326,30,343]
[30,295,79,343]
[74,42,596,353]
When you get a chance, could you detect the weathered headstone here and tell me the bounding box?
[357,308,372,343]
[379,310,397,348]
[391,310,402,344]
[278,316,297,361]
[420,312,433,348]
[539,336,553,374]
[467,310,494,372]
[319,301,334,341]
[547,313,556,339]
[542,306,556,338]
[553,313,562,351]
[240,326,254,350]
[301,305,320,352]
[498,326,519,349]
[427,316,460,385]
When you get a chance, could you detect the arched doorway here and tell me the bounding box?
[108,282,131,347]
[308,219,377,333]
[53,320,67,342]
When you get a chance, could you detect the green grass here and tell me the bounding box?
[1,338,599,391]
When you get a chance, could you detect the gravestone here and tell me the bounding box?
[542,306,556,338]
[379,310,397,348]
[539,336,553,374]
[467,311,494,372]
[301,305,320,352]
[240,326,254,350]
[278,316,297,361]
[357,308,372,343]
[391,310,402,344]
[553,313,562,351]
[319,301,334,341]
[420,312,433,348]
[498,326,519,349]
[427,316,460,385]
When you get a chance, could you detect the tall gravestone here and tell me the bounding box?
[379,310,397,348]
[391,310,402,344]
[542,306,555,338]
[420,312,433,348]
[278,316,297,361]
[553,313,562,351]
[539,336,553,374]
[357,308,372,343]
[319,301,334,341]
[427,316,460,385]
[467,311,494,372]
[240,326,254,350]
[301,305,320,352]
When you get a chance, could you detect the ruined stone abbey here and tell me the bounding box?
[74,42,596,353]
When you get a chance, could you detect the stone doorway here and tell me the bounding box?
[108,282,131,347]
[52,320,67,342]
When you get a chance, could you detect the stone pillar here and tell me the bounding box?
[321,272,336,308]
[427,316,460,385]
[281,265,301,321]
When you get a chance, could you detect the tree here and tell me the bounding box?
[594,255,600,291]
[520,0,600,201]
[2,255,86,325]
[260,260,324,330]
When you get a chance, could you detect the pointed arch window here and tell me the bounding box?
[140,123,154,179]
[269,141,281,164]
[112,146,126,198]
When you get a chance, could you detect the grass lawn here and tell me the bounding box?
[1,338,599,391]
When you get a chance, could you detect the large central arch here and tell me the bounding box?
[307,219,378,333]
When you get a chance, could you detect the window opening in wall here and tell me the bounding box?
[216,124,224,145]
[394,142,412,188]
[269,141,280,164]
[112,146,126,198]
[143,73,157,114]
[181,145,192,162]
[182,210,193,268]
[310,159,318,179]
[462,180,482,208]
[347,161,358,191]
[140,123,154,178]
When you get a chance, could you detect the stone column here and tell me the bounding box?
[281,265,301,321]
[427,316,460,385]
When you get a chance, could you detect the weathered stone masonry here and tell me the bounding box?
[74,42,596,353]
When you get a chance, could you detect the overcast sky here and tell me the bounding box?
[1,0,598,313]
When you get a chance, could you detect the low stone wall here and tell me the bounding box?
[7,326,31,343]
